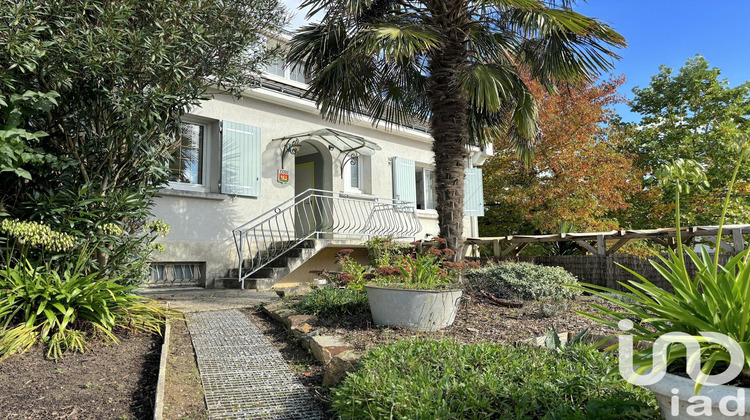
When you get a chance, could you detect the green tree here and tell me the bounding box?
[0,0,285,281]
[622,55,750,227]
[289,0,625,257]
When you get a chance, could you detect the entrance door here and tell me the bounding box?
[295,161,315,238]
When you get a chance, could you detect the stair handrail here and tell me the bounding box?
[231,189,422,289]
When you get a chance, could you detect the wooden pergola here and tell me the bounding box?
[466,224,750,257]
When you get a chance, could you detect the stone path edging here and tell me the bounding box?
[153,318,171,420]
[261,302,364,386]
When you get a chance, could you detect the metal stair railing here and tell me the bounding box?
[232,189,422,289]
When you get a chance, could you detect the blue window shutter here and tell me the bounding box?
[391,157,416,206]
[221,121,261,197]
[464,168,485,217]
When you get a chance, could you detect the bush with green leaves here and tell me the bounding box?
[465,262,581,301]
[296,288,369,318]
[0,257,169,361]
[1,0,284,283]
[364,236,409,267]
[330,339,658,419]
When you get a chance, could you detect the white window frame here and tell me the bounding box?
[262,58,309,89]
[415,164,437,212]
[343,155,364,194]
[166,121,211,193]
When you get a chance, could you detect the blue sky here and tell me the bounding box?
[283,0,750,122]
[575,1,750,122]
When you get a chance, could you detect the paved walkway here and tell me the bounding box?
[138,287,279,313]
[186,310,325,420]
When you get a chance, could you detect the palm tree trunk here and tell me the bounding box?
[426,0,470,259]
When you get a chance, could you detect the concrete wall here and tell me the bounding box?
[150,89,475,287]
[275,246,370,288]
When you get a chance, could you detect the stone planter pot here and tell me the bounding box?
[365,284,462,332]
[646,372,750,419]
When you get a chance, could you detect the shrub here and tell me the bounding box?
[0,259,168,361]
[296,288,369,318]
[465,262,581,301]
[330,339,658,419]
[364,236,409,267]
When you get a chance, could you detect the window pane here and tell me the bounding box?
[349,156,360,189]
[424,169,436,210]
[266,58,285,77]
[151,264,165,281]
[169,123,204,184]
[289,63,306,83]
[415,167,425,209]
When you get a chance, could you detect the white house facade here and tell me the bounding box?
[148,44,490,290]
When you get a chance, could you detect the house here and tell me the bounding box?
[148,35,491,290]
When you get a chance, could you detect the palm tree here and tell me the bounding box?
[289,0,625,257]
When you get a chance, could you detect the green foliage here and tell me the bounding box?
[364,236,408,267]
[330,339,658,419]
[574,152,750,393]
[296,288,369,318]
[621,55,750,227]
[4,187,171,285]
[393,253,449,288]
[0,257,168,361]
[465,262,581,301]
[0,0,284,282]
[544,326,590,352]
[329,249,369,292]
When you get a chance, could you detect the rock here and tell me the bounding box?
[322,350,363,386]
[291,324,314,339]
[283,314,317,329]
[267,308,295,324]
[309,335,353,364]
[261,301,288,316]
[275,286,312,298]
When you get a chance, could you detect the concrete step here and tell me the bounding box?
[220,277,275,290]
[227,239,330,290]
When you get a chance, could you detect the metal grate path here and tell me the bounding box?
[186,310,325,419]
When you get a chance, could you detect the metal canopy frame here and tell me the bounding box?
[273,128,382,174]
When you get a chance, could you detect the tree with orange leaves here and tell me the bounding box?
[480,75,642,236]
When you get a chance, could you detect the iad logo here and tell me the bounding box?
[617,319,747,417]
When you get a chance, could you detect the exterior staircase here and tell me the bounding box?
[220,239,328,290]
[230,189,421,289]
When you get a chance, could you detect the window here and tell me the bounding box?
[264,59,307,84]
[169,122,205,185]
[266,58,285,77]
[415,166,436,210]
[344,155,362,193]
[392,156,484,215]
[149,263,203,286]
[289,64,306,83]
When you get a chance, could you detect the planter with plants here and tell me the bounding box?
[365,238,472,332]
[575,155,750,419]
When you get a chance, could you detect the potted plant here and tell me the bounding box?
[575,155,750,419]
[365,238,469,332]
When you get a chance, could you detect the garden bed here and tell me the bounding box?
[306,294,618,351]
[0,333,161,420]
[162,319,207,420]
